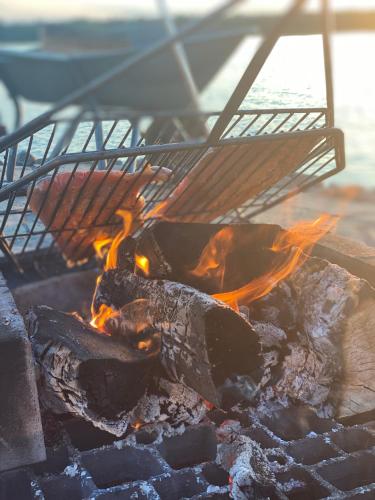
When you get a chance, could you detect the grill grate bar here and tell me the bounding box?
[0,109,344,265]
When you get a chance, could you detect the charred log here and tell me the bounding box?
[251,257,375,419]
[134,222,280,294]
[27,306,160,436]
[93,269,261,407]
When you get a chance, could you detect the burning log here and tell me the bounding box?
[27,305,160,436]
[133,221,280,293]
[93,269,262,407]
[252,257,375,419]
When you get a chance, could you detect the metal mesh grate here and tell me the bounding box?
[0,108,344,269]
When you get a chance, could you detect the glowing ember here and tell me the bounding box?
[135,254,150,276]
[90,303,117,331]
[189,227,234,290]
[213,214,337,310]
[137,339,153,351]
[204,400,215,411]
[132,421,143,431]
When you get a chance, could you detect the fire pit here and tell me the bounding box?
[1,218,375,500]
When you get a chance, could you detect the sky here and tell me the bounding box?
[1,0,374,22]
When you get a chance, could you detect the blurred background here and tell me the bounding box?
[1,0,374,186]
[0,0,374,244]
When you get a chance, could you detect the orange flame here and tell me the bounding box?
[145,199,168,221]
[189,227,234,290]
[92,209,133,270]
[93,237,112,260]
[213,214,337,309]
[135,254,150,276]
[104,209,133,271]
[91,210,133,329]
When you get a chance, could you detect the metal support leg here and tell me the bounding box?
[127,119,140,173]
[95,121,106,170]
[6,145,17,182]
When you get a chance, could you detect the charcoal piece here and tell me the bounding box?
[93,269,261,406]
[132,378,207,428]
[216,421,281,499]
[27,306,160,436]
[314,232,375,288]
[134,221,280,294]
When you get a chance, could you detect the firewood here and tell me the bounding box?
[251,257,375,419]
[93,269,262,407]
[27,306,160,436]
[134,221,280,294]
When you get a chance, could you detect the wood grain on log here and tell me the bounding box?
[93,269,261,407]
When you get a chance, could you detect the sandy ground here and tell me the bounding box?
[253,187,375,249]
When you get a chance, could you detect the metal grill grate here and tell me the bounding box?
[0,108,344,269]
[0,0,344,271]
[1,407,374,499]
